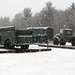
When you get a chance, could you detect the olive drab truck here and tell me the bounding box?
[53,28,75,46]
[0,26,34,49]
[0,26,53,50]
[26,27,53,43]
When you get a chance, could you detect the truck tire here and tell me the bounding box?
[60,39,66,45]
[21,45,29,52]
[72,42,75,46]
[71,37,75,46]
[4,39,11,49]
[25,45,29,49]
[21,45,29,49]
[71,41,75,46]
[53,37,59,45]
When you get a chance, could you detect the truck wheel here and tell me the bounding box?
[60,39,66,45]
[21,45,29,52]
[71,37,75,46]
[21,45,29,49]
[21,45,24,49]
[71,42,75,46]
[53,38,59,45]
[60,42,66,45]
[4,39,11,49]
[25,45,29,49]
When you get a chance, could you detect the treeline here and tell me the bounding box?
[0,1,75,34]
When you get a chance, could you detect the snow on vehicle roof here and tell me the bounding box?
[0,26,15,29]
[61,28,73,31]
[26,27,50,30]
[0,26,15,31]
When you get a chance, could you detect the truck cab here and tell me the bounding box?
[0,26,33,49]
[60,29,73,42]
[53,28,75,45]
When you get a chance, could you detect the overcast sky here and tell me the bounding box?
[0,0,75,20]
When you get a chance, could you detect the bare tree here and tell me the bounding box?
[0,17,10,27]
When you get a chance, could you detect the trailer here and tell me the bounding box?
[26,27,53,43]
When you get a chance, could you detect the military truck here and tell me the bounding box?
[0,26,53,50]
[53,28,75,46]
[0,26,34,49]
[26,27,53,43]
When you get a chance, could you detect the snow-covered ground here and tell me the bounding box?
[0,43,75,75]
